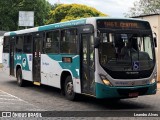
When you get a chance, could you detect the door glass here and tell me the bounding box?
[89,35,94,68]
[33,37,42,82]
[89,35,95,93]
[81,34,95,94]
[82,35,88,91]
[10,39,15,76]
[83,35,88,64]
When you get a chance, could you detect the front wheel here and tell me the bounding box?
[17,69,26,87]
[64,76,77,101]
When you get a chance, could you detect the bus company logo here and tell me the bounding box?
[22,58,26,67]
[17,55,22,60]
[2,112,11,117]
[126,72,139,75]
[115,81,128,85]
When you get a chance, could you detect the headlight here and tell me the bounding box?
[99,74,112,86]
[150,72,157,84]
[150,78,156,84]
[103,79,111,86]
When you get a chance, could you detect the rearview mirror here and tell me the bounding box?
[94,37,100,48]
[154,37,157,47]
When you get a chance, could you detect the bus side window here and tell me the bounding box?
[60,29,77,54]
[45,30,59,54]
[3,37,10,53]
[45,31,52,53]
[23,35,32,53]
[16,36,23,53]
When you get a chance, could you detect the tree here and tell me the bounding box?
[0,0,52,31]
[46,4,106,24]
[125,0,160,17]
[51,3,62,10]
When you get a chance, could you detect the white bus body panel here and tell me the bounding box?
[2,53,10,75]
[21,54,33,81]
[41,54,62,88]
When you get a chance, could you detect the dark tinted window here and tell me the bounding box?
[3,37,9,53]
[16,36,23,53]
[45,30,59,53]
[60,29,77,54]
[23,35,32,53]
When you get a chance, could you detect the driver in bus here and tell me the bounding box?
[120,40,136,59]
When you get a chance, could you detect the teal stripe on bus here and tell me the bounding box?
[38,19,86,31]
[95,82,157,98]
[14,54,30,71]
[10,32,16,36]
[47,54,80,78]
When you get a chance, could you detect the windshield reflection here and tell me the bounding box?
[99,33,155,71]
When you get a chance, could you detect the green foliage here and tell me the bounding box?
[47,4,106,24]
[125,0,160,17]
[0,0,52,31]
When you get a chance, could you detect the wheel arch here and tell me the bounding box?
[16,64,22,78]
[60,70,73,95]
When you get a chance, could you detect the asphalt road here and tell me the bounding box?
[0,68,160,119]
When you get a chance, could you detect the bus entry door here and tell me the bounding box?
[10,40,15,76]
[81,34,95,95]
[33,36,42,82]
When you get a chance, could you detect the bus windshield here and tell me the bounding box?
[99,32,155,71]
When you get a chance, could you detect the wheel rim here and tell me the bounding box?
[17,72,21,84]
[66,81,73,95]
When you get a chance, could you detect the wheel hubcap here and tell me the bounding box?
[17,73,21,84]
[66,82,73,95]
[18,76,20,84]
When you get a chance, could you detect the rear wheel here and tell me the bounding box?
[64,76,77,100]
[17,69,26,87]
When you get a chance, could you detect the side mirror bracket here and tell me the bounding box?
[94,37,100,48]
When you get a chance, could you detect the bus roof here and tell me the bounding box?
[4,17,148,36]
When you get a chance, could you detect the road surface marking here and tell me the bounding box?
[0,90,45,111]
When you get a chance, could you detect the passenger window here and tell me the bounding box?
[23,35,32,53]
[3,37,9,53]
[16,36,23,53]
[45,31,59,53]
[60,29,77,54]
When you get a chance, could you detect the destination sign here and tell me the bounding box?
[97,20,151,30]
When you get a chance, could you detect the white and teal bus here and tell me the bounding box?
[2,17,157,100]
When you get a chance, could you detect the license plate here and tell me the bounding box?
[129,92,139,97]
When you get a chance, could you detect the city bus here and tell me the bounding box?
[2,17,157,100]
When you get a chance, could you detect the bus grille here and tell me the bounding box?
[117,87,148,96]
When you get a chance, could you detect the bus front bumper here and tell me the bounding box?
[95,82,157,99]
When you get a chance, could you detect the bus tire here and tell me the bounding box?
[64,76,77,101]
[16,69,25,87]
